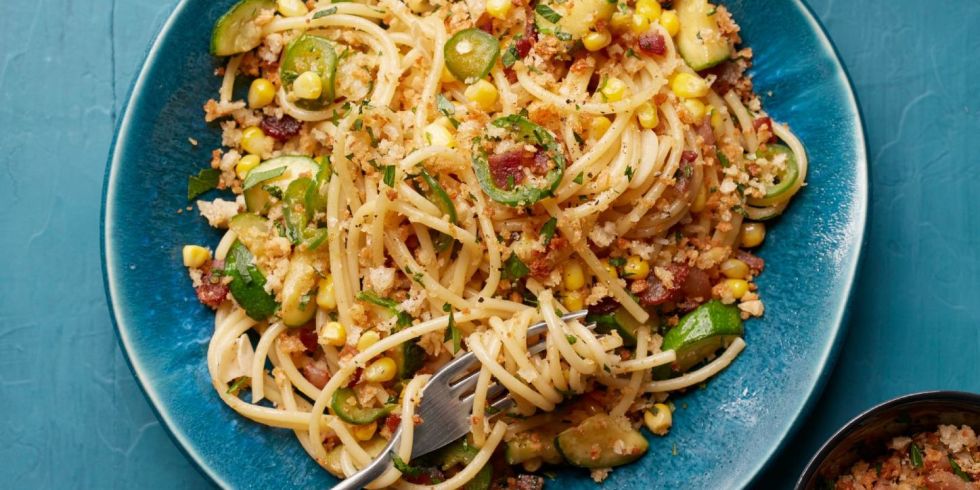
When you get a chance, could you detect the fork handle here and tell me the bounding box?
[332,433,401,490]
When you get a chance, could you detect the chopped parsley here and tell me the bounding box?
[226,376,251,396]
[502,253,530,280]
[357,290,412,326]
[540,217,558,245]
[312,6,338,18]
[391,454,423,477]
[572,172,584,184]
[950,456,973,482]
[242,166,286,190]
[502,40,520,68]
[625,166,634,182]
[187,168,220,200]
[910,443,924,468]
[442,303,462,354]
[435,94,460,128]
[382,165,396,187]
[535,4,562,23]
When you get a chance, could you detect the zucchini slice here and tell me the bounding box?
[675,0,733,71]
[243,156,320,214]
[211,0,276,56]
[555,414,649,468]
[505,426,564,465]
[660,300,743,373]
[279,251,318,327]
[432,438,492,490]
[587,306,649,346]
[330,387,396,425]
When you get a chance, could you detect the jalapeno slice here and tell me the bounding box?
[280,34,338,110]
[472,114,566,206]
[330,387,396,425]
[750,144,799,206]
[444,28,500,84]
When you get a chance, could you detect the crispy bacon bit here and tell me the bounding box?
[698,119,716,146]
[528,254,552,280]
[681,150,699,163]
[384,413,401,435]
[488,149,548,188]
[298,328,319,353]
[260,114,302,141]
[639,264,689,306]
[736,250,765,273]
[404,467,445,485]
[346,367,364,387]
[507,475,545,490]
[302,359,330,389]
[195,262,229,308]
[638,33,667,55]
[680,267,712,307]
[753,116,775,143]
[589,296,620,315]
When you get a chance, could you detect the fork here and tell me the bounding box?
[332,309,589,490]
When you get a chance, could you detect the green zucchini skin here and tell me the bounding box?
[660,300,743,373]
[675,0,733,71]
[280,34,338,110]
[330,387,396,425]
[211,0,276,56]
[555,414,649,468]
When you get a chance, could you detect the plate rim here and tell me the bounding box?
[100,0,869,487]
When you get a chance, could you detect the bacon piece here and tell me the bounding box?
[302,358,330,389]
[681,150,698,163]
[698,119,716,146]
[638,33,667,55]
[488,149,549,188]
[639,264,689,306]
[260,114,302,142]
[298,327,319,353]
[346,367,364,388]
[736,250,765,273]
[195,262,229,308]
[384,413,401,435]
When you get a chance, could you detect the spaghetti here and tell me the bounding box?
[184,0,808,486]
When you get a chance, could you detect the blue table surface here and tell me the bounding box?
[1,0,977,488]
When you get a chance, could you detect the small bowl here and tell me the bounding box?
[797,391,980,489]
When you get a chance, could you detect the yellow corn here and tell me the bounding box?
[582,31,612,52]
[589,116,612,139]
[316,275,337,310]
[720,259,749,279]
[603,260,619,279]
[610,12,632,32]
[740,222,767,248]
[319,321,346,347]
[710,106,724,131]
[636,102,659,129]
[464,79,498,111]
[690,184,707,213]
[241,126,272,155]
[357,331,381,351]
[562,261,587,291]
[562,289,585,313]
[293,71,323,100]
[236,154,261,179]
[423,122,456,148]
[724,279,749,299]
[660,10,680,37]
[600,77,628,102]
[683,98,707,123]
[248,78,276,109]
[635,0,662,21]
[277,0,309,17]
[486,0,511,19]
[351,421,377,441]
[629,13,650,34]
[364,357,398,382]
[644,403,673,435]
[624,255,650,280]
[182,245,211,268]
[671,73,710,99]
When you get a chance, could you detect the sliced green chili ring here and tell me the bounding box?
[419,169,458,224]
[280,34,338,110]
[472,114,566,206]
[283,177,314,244]
[330,387,396,425]
[444,28,500,84]
[749,144,799,206]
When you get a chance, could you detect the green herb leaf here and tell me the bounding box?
[608,257,626,268]
[187,168,220,200]
[949,455,973,482]
[565,334,577,345]
[226,376,251,396]
[502,253,530,280]
[382,165,396,187]
[312,6,338,18]
[625,166,634,182]
[442,303,461,354]
[358,290,412,327]
[535,4,562,23]
[540,217,558,245]
[391,454,423,478]
[502,42,520,68]
[910,443,924,468]
[243,166,286,190]
[436,93,455,118]
[555,30,572,41]
[572,172,584,184]
[304,227,329,251]
[716,149,731,167]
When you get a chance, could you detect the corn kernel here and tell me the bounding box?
[277,0,309,17]
[723,279,749,299]
[293,71,323,100]
[236,154,261,180]
[316,275,337,310]
[589,116,612,139]
[644,404,673,435]
[720,259,749,279]
[582,31,612,52]
[690,184,707,213]
[635,0,662,21]
[623,255,650,280]
[423,122,456,148]
[364,357,397,382]
[241,126,273,155]
[562,261,587,291]
[603,260,619,279]
[522,458,543,473]
[671,73,710,99]
[629,13,650,34]
[600,77,628,102]
[610,12,632,32]
[636,102,659,129]
[182,245,211,268]
[357,331,381,351]
[562,289,585,313]
[464,79,498,111]
[710,106,724,132]
[351,421,377,441]
[740,222,766,248]
[248,78,276,109]
[441,66,456,83]
[660,10,680,37]
[319,321,346,347]
[683,98,707,123]
[486,0,511,19]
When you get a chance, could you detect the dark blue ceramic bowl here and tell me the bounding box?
[101,0,868,487]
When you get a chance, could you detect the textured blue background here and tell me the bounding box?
[0,0,977,489]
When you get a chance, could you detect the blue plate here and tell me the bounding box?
[101,0,868,487]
